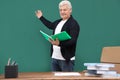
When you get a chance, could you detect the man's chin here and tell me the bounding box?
[61,16,66,19]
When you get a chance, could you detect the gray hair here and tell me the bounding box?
[59,0,72,9]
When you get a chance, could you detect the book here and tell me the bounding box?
[84,72,101,77]
[84,63,118,77]
[101,73,120,78]
[97,70,117,75]
[87,70,117,75]
[40,30,71,41]
[84,63,115,68]
[87,66,110,70]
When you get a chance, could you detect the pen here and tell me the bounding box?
[7,58,11,66]
[11,61,16,65]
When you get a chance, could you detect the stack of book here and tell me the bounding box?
[84,63,119,77]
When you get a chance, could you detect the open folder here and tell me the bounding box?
[40,30,71,41]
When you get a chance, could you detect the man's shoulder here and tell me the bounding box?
[69,16,79,24]
[54,18,62,23]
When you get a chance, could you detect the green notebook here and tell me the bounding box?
[40,30,71,41]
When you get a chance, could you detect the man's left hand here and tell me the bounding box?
[49,38,60,46]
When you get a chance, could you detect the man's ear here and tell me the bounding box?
[70,8,72,13]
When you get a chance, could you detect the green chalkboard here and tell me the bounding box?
[0,0,120,74]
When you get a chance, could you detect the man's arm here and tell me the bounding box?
[35,10,55,30]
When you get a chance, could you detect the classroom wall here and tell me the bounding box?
[0,0,120,74]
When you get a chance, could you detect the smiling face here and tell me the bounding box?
[59,4,72,20]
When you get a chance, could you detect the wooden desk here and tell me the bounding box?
[0,72,120,80]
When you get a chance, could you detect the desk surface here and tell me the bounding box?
[0,72,120,80]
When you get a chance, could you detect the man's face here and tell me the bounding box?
[59,5,72,20]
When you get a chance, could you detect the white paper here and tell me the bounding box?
[54,72,81,76]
